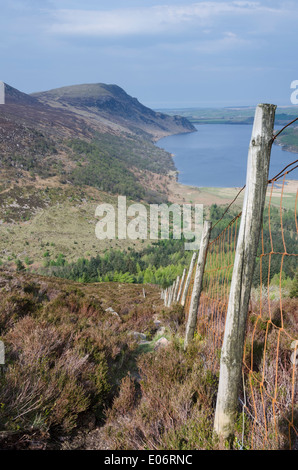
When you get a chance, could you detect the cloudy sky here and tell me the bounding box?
[0,0,297,107]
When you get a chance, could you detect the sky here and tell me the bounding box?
[0,0,297,108]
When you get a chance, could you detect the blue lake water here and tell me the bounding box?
[156,124,296,187]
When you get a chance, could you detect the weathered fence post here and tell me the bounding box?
[166,287,170,307]
[173,276,180,302]
[167,285,173,307]
[177,268,186,303]
[169,281,175,306]
[0,341,4,365]
[214,103,276,443]
[180,252,197,307]
[184,220,212,349]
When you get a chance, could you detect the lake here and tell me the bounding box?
[156,124,296,187]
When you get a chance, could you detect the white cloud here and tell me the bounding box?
[48,2,287,37]
[194,31,251,53]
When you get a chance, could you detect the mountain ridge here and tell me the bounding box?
[30,82,196,141]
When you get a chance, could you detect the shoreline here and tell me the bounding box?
[166,176,298,212]
[156,123,298,192]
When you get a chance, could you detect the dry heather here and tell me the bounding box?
[0,269,163,449]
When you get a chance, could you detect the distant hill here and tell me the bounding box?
[31,83,195,141]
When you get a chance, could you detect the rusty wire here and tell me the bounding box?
[182,160,298,449]
[272,117,298,141]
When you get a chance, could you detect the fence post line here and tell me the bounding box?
[180,252,197,307]
[177,268,186,303]
[214,103,277,443]
[184,220,212,350]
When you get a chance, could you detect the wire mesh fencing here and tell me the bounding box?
[162,168,297,450]
[242,171,298,450]
[160,112,298,449]
[196,212,241,371]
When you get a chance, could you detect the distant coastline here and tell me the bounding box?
[159,106,298,155]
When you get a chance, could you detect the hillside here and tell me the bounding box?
[0,81,195,196]
[275,125,298,153]
[0,267,224,451]
[0,81,197,267]
[31,83,195,141]
[0,268,165,449]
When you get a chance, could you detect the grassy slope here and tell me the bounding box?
[1,174,296,268]
[0,177,154,267]
[276,126,298,153]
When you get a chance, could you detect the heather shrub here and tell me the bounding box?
[0,316,110,433]
[120,304,157,338]
[104,339,219,450]
[0,271,159,439]
[160,303,185,334]
[0,292,37,332]
[107,375,139,421]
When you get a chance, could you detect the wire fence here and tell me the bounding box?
[196,212,241,371]
[162,116,298,449]
[242,172,298,450]
[183,170,297,449]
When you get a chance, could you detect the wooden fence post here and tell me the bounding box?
[214,103,276,443]
[184,220,212,349]
[169,281,175,306]
[0,341,4,366]
[177,268,186,303]
[180,252,197,307]
[166,287,170,307]
[167,285,173,307]
[173,276,180,302]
